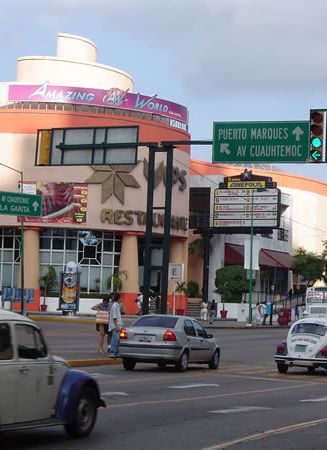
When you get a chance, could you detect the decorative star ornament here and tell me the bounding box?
[85,165,140,204]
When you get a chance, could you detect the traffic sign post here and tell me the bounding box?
[213,121,309,163]
[0,191,42,217]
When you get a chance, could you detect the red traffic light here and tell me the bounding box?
[311,111,323,124]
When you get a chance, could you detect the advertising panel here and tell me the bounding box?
[58,262,80,312]
[22,182,88,224]
[8,83,188,125]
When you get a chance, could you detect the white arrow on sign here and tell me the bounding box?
[220,143,231,155]
[292,126,304,141]
[32,201,39,212]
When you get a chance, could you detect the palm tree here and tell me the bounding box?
[175,281,187,311]
[107,270,128,292]
[40,265,57,306]
[188,238,204,257]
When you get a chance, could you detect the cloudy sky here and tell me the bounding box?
[1,0,327,181]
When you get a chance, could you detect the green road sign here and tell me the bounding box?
[213,121,309,163]
[0,191,42,217]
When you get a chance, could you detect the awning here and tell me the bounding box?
[260,249,293,269]
[225,244,292,269]
[225,244,244,265]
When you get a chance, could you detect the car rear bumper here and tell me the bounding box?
[118,342,183,362]
[275,355,327,368]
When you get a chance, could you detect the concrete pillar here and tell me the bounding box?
[23,229,40,289]
[119,233,140,314]
[169,238,187,313]
[15,228,40,312]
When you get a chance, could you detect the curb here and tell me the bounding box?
[31,316,94,325]
[68,357,122,367]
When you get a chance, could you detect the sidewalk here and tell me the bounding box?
[29,311,288,329]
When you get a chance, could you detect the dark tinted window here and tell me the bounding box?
[184,319,196,337]
[134,316,178,328]
[193,320,207,338]
[0,323,13,360]
[291,323,327,337]
[16,324,48,359]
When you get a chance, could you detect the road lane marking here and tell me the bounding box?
[300,396,327,402]
[208,406,272,414]
[106,382,316,409]
[201,416,327,449]
[168,383,220,389]
[102,392,129,397]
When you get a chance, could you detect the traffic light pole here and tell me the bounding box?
[0,163,25,315]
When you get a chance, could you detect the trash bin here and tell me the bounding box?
[220,310,228,319]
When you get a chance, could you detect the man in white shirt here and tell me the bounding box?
[108,293,123,357]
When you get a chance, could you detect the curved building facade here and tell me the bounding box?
[0,33,190,313]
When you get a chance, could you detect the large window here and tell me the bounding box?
[0,228,20,288]
[39,126,138,166]
[40,229,122,294]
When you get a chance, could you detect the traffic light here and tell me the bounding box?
[309,110,326,163]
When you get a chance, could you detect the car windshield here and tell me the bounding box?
[291,322,327,337]
[133,316,178,328]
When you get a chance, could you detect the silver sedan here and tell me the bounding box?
[118,314,220,372]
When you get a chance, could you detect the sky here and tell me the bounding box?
[1,0,327,182]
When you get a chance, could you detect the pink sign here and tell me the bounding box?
[8,83,188,124]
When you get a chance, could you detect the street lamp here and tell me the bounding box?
[0,163,25,315]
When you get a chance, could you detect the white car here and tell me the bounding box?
[0,310,105,437]
[275,317,327,374]
[118,314,220,372]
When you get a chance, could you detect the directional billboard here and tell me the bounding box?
[211,171,281,231]
[213,121,309,163]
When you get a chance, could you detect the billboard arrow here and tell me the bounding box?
[292,126,304,141]
[220,143,231,155]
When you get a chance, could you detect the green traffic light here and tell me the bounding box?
[311,136,322,148]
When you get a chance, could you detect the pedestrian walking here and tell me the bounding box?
[209,299,217,325]
[135,292,143,315]
[294,305,300,321]
[200,300,208,321]
[92,295,111,354]
[108,292,123,358]
[260,301,267,325]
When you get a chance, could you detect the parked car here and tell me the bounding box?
[0,310,105,437]
[275,317,327,374]
[118,314,220,372]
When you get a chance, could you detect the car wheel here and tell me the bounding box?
[277,362,288,374]
[208,349,220,370]
[157,362,167,369]
[123,358,136,371]
[176,351,189,372]
[307,366,316,375]
[64,387,98,438]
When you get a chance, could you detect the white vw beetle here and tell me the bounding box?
[275,317,327,374]
[0,310,105,437]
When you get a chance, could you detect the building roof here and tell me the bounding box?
[190,159,327,197]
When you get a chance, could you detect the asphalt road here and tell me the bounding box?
[3,321,327,450]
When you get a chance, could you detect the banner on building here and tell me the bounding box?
[21,182,88,224]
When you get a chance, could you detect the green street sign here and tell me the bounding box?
[213,121,309,163]
[0,191,42,217]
